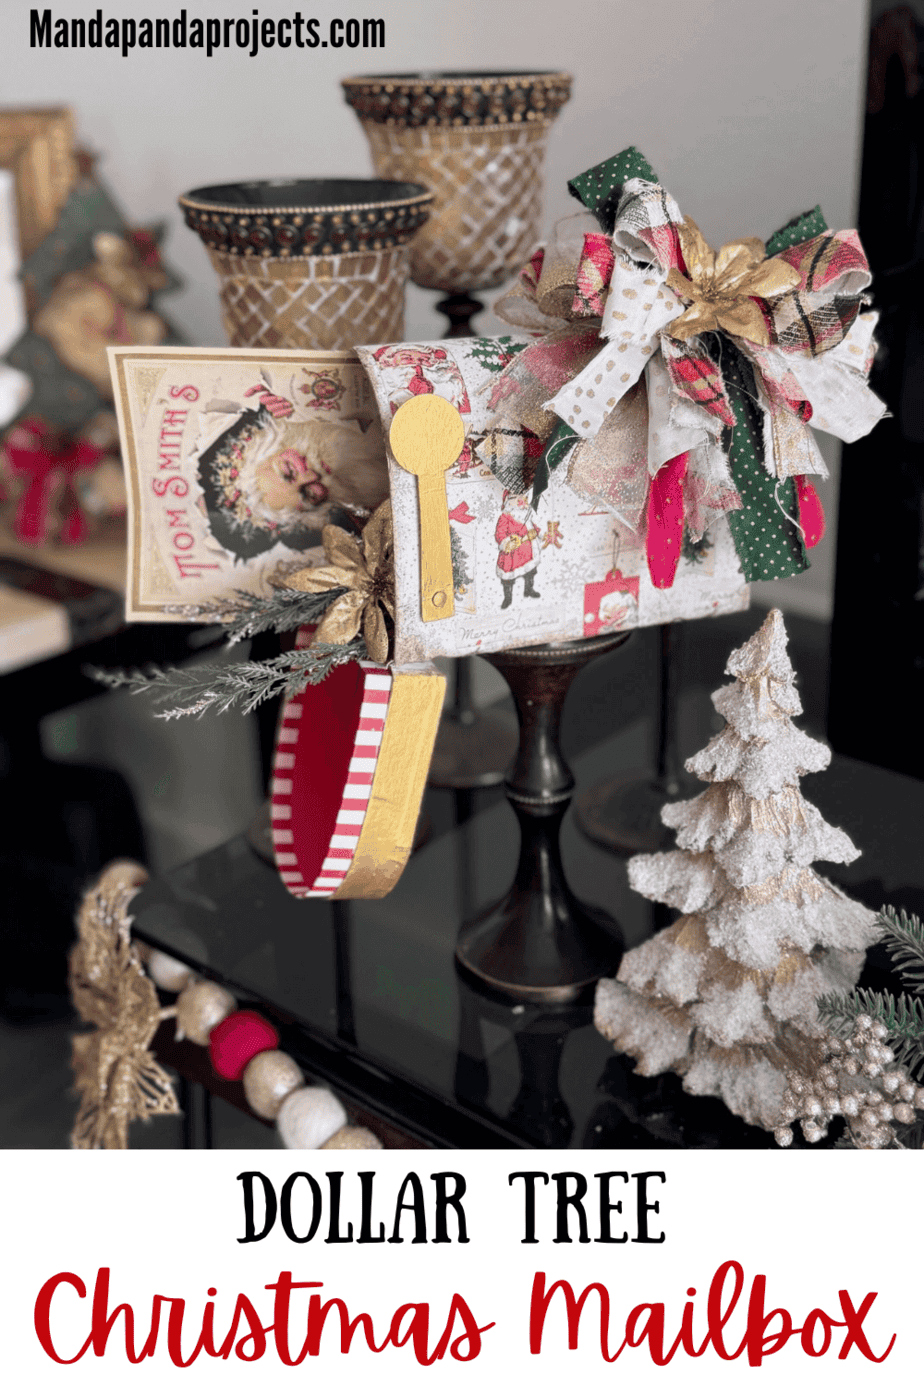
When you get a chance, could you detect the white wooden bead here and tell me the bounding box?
[277,1087,347,1150]
[147,949,196,993]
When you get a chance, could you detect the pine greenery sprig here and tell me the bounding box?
[817,988,924,1075]
[817,905,924,1078]
[164,584,346,645]
[87,638,366,719]
[878,904,924,989]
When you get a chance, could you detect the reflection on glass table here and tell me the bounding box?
[131,684,924,1149]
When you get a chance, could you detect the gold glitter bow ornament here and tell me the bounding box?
[69,860,179,1150]
[285,500,395,663]
[665,217,801,347]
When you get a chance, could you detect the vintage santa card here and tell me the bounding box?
[109,346,388,620]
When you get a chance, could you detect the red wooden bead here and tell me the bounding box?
[209,1010,278,1082]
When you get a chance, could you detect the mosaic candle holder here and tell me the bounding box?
[179,178,433,350]
[342,72,572,299]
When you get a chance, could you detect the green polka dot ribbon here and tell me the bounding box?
[765,206,828,256]
[718,340,808,582]
[568,148,659,232]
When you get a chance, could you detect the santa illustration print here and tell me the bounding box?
[495,490,545,608]
[196,382,387,561]
[371,344,478,477]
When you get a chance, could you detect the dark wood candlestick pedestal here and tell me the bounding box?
[455,631,628,1003]
[427,656,517,790]
[575,622,691,855]
[436,291,484,338]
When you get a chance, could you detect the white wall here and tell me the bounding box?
[2,0,871,618]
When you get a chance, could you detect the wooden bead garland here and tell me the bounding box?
[242,1049,305,1121]
[146,948,196,993]
[137,942,379,1148]
[277,1086,349,1151]
[175,981,237,1045]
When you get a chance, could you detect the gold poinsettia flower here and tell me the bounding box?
[285,500,395,663]
[665,216,801,346]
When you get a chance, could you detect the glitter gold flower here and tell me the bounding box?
[285,500,395,663]
[665,216,801,346]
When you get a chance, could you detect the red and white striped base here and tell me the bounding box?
[270,628,392,899]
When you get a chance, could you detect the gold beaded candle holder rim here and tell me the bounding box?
[341,70,573,127]
[179,178,433,258]
[355,117,560,137]
[179,185,434,218]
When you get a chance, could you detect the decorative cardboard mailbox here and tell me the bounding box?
[106,146,885,902]
[356,335,751,663]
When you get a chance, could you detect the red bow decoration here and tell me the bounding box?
[3,419,103,546]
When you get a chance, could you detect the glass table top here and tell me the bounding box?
[131,698,924,1150]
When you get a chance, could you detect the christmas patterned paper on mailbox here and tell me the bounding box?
[356,337,749,662]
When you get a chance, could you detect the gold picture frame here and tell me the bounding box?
[0,107,77,258]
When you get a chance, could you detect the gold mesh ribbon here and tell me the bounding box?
[69,861,179,1150]
[284,501,395,663]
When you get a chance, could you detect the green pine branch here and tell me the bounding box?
[877,905,924,990]
[817,906,924,1079]
[87,638,366,719]
[817,988,924,1077]
[681,530,714,566]
[817,986,924,1042]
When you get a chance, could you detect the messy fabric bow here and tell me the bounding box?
[2,417,103,545]
[486,147,885,587]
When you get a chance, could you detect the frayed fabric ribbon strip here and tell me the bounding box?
[795,474,825,549]
[647,450,688,590]
[486,146,886,588]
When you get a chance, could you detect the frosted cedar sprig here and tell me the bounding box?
[86,639,366,718]
[163,584,347,645]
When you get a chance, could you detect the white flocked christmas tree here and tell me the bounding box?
[595,609,879,1130]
